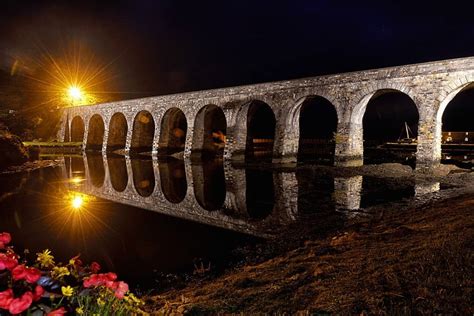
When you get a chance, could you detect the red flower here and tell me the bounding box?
[11,265,27,280]
[90,261,101,273]
[33,285,44,302]
[25,267,41,283]
[112,281,129,299]
[12,265,41,283]
[47,307,67,315]
[83,272,117,288]
[0,232,11,249]
[8,292,33,315]
[0,253,18,271]
[0,289,13,310]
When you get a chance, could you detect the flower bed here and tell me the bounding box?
[0,232,145,315]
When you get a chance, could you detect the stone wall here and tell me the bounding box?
[59,56,474,169]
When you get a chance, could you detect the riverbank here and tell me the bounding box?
[146,184,473,314]
[0,159,61,174]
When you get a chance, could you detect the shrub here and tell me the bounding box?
[0,232,145,315]
[0,128,28,170]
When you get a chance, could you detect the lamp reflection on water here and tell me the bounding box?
[67,192,92,211]
[70,177,84,185]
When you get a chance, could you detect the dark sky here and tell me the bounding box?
[0,0,473,98]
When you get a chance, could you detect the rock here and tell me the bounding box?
[170,151,185,159]
[0,129,28,170]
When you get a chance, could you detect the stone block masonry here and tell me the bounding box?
[59,56,474,169]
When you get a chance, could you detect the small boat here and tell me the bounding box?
[397,122,416,144]
[384,122,417,147]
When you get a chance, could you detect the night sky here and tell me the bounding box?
[0,0,473,141]
[1,0,473,96]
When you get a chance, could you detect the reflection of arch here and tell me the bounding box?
[235,100,276,161]
[64,156,71,178]
[86,114,105,151]
[192,160,226,210]
[131,111,155,153]
[107,155,128,192]
[70,156,85,179]
[246,169,274,219]
[87,154,105,188]
[352,89,419,165]
[296,168,335,213]
[159,159,187,203]
[296,96,338,161]
[107,113,128,152]
[70,116,85,142]
[63,117,70,142]
[131,158,155,197]
[159,108,187,156]
[192,105,227,158]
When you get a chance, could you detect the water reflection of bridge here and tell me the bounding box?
[62,154,439,236]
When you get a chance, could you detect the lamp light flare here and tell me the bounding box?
[68,86,83,100]
[71,195,84,210]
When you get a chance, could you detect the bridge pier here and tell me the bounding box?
[334,122,363,167]
[415,117,441,170]
[272,108,298,165]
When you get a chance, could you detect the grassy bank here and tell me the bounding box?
[148,193,473,314]
[23,141,82,147]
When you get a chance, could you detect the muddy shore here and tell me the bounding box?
[145,164,474,314]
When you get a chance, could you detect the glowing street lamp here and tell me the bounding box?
[68,86,83,102]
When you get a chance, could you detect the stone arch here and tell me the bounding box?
[159,108,188,156]
[131,111,155,153]
[235,100,276,161]
[70,116,85,143]
[351,85,419,125]
[131,158,155,197]
[191,104,227,158]
[159,159,187,203]
[436,81,474,124]
[86,114,105,151]
[287,95,339,162]
[436,81,474,164]
[351,88,420,165]
[107,113,128,152]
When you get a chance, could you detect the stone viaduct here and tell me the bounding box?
[59,56,474,169]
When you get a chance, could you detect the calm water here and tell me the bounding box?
[0,154,441,289]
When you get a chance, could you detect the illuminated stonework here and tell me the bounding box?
[59,56,474,169]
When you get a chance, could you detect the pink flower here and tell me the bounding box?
[0,232,11,249]
[112,281,129,299]
[90,261,101,273]
[33,285,44,302]
[0,289,13,310]
[9,292,33,315]
[47,306,67,315]
[11,265,41,283]
[0,253,18,271]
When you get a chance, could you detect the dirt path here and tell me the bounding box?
[146,192,473,314]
